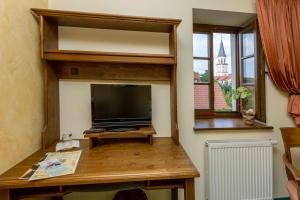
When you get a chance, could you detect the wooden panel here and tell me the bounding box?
[43,62,60,149]
[43,17,58,51]
[209,31,215,113]
[280,128,300,161]
[52,62,171,81]
[44,50,175,65]
[12,186,66,199]
[40,16,45,59]
[0,190,10,200]
[184,178,195,200]
[0,138,199,189]
[84,126,156,139]
[170,67,178,144]
[145,179,184,190]
[52,197,63,200]
[194,118,273,131]
[170,25,179,144]
[193,24,240,33]
[169,25,177,57]
[195,111,242,119]
[18,192,65,199]
[255,20,266,122]
[31,8,181,33]
[171,188,179,200]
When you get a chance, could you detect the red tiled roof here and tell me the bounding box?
[215,74,232,81]
[194,83,230,110]
[214,83,230,110]
[194,85,209,109]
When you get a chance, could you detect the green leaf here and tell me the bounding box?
[231,86,252,100]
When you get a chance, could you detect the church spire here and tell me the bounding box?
[216,39,228,76]
[218,40,226,58]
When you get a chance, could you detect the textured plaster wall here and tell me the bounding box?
[0,0,47,174]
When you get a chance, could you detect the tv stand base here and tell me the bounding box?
[84,126,156,148]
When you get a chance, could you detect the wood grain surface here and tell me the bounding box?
[0,138,199,189]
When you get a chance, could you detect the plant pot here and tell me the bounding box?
[242,113,255,125]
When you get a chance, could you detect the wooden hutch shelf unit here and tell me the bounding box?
[30,8,181,149]
[0,9,200,200]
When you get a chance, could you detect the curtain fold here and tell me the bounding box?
[257,0,300,124]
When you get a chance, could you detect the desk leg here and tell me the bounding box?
[184,178,195,200]
[171,188,178,200]
[89,138,98,149]
[0,190,10,200]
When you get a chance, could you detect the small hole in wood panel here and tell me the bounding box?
[71,67,79,75]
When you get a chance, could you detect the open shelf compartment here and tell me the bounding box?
[31,8,180,65]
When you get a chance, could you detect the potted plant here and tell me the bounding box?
[232,86,255,125]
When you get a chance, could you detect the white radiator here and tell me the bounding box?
[206,139,277,200]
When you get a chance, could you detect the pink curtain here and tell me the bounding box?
[257,0,300,124]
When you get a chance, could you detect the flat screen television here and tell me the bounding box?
[91,84,152,128]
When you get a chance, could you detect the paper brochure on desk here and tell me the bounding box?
[21,150,81,181]
[56,140,80,151]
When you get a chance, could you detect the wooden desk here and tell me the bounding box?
[0,138,199,200]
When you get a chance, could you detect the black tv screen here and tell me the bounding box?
[91,84,151,126]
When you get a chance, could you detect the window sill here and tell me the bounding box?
[194,118,273,131]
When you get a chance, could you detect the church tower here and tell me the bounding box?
[216,40,229,76]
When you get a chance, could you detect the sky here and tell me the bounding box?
[193,33,233,76]
[193,32,255,79]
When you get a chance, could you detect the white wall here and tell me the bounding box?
[59,27,169,54]
[49,0,295,199]
[59,80,171,138]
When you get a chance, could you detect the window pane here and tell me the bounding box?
[194,85,210,109]
[243,86,255,112]
[194,59,209,83]
[193,33,209,57]
[242,57,255,84]
[213,33,237,112]
[242,33,255,57]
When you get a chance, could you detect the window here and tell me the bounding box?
[193,22,266,122]
[193,33,210,110]
[239,21,266,122]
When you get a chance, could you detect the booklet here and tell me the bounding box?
[20,150,82,181]
[56,140,80,151]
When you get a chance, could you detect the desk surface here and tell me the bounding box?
[0,138,199,189]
